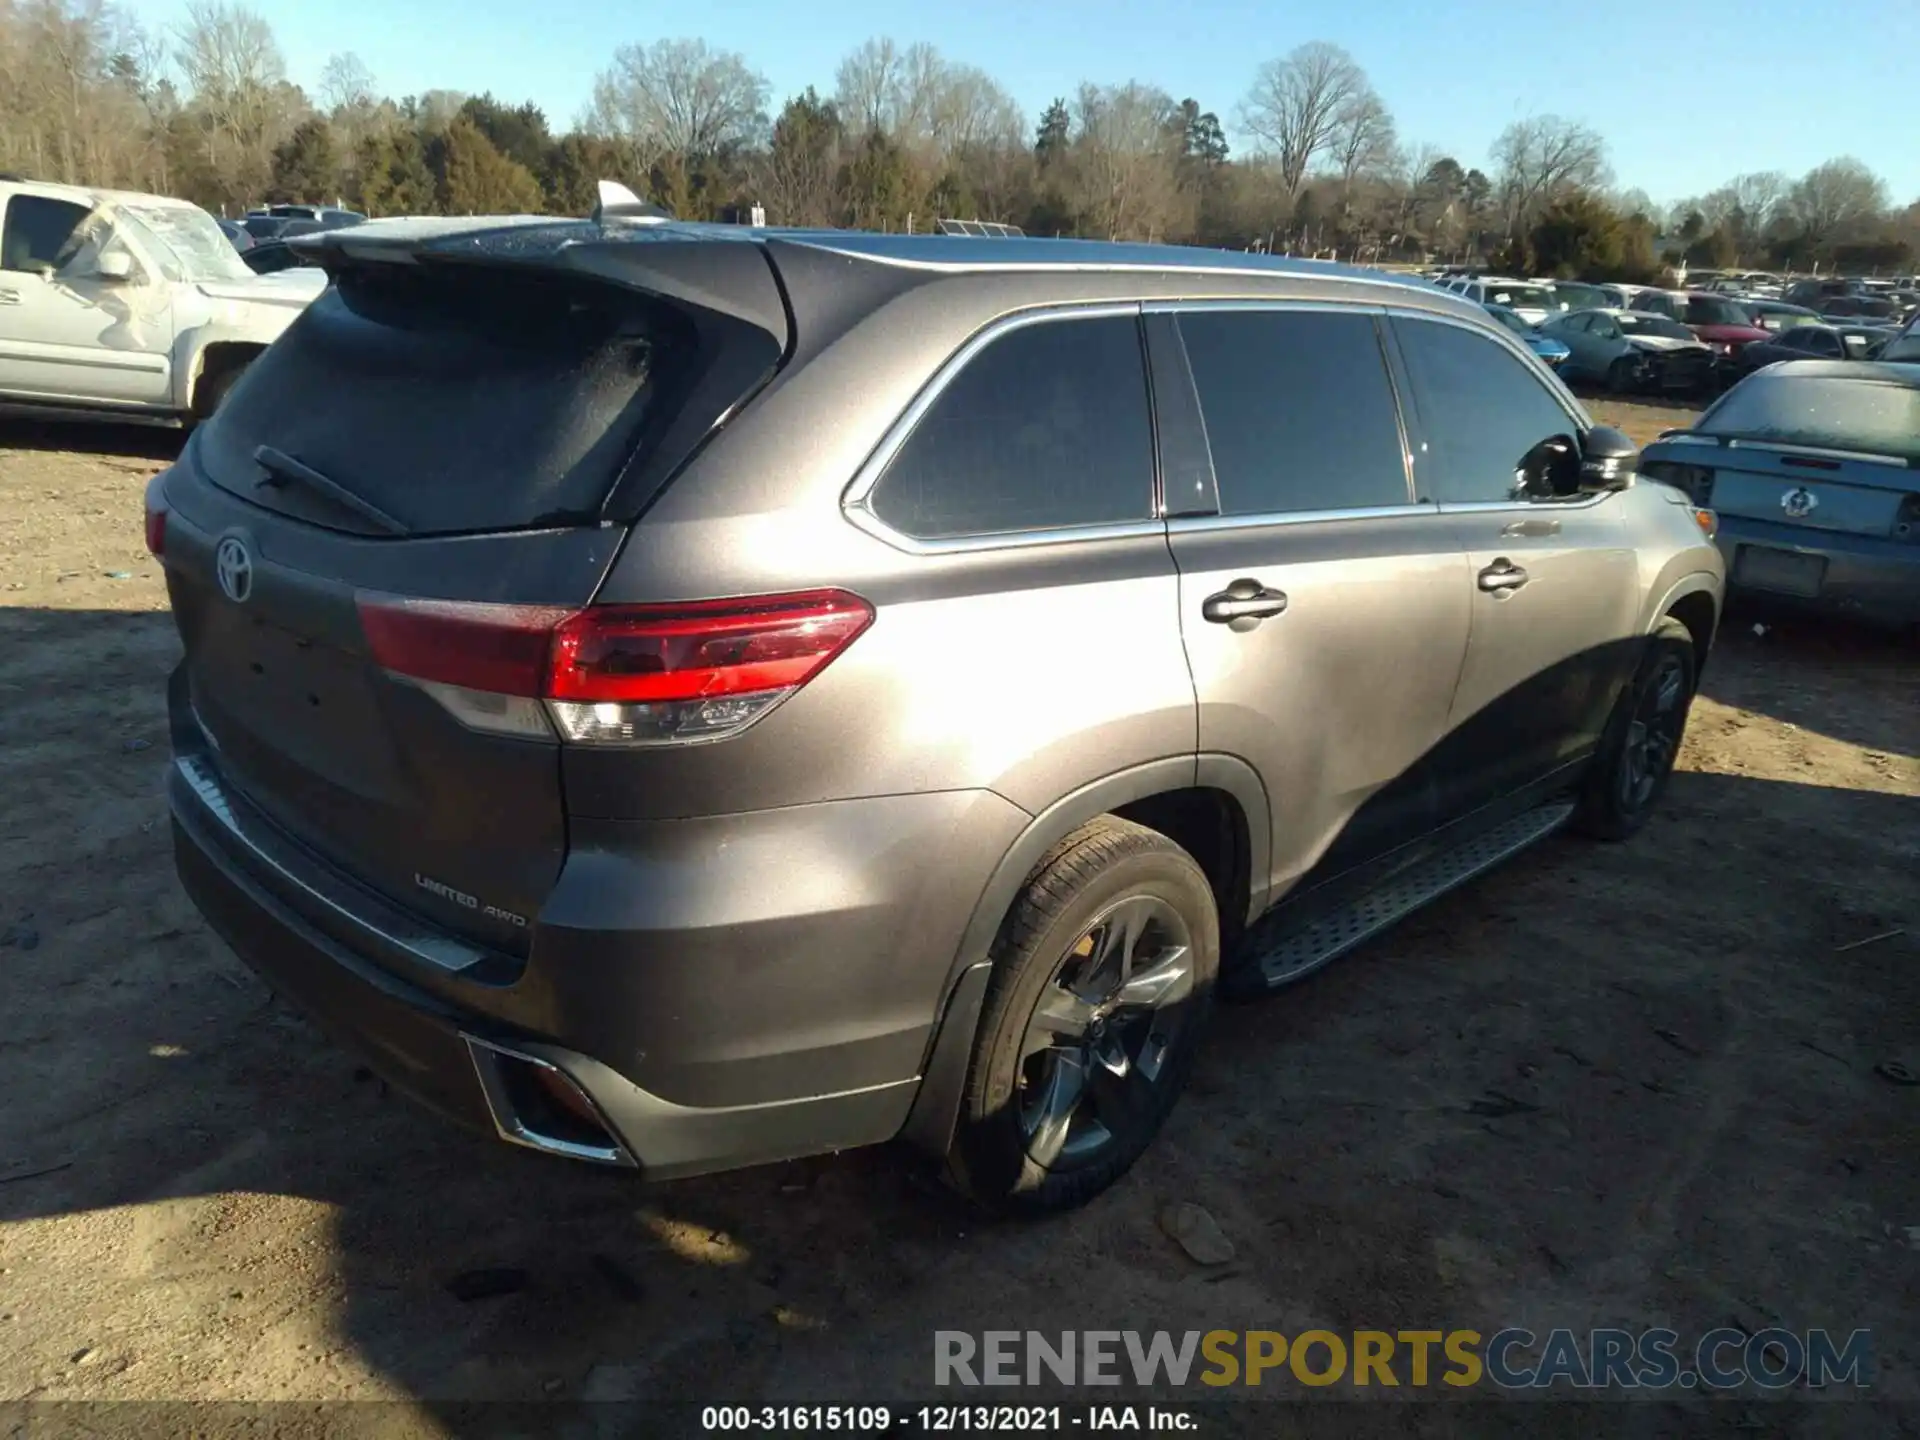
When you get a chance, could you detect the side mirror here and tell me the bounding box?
[1579,425,1638,491]
[1519,434,1581,498]
[93,251,133,282]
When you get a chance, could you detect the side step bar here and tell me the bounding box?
[1237,801,1577,992]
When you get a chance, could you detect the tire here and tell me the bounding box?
[1606,356,1639,395]
[1573,618,1696,842]
[945,817,1219,1216]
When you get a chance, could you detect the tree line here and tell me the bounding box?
[3,0,1916,275]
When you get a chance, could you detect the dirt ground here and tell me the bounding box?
[2,402,1917,1434]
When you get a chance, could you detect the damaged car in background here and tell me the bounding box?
[0,176,322,426]
[1538,308,1715,395]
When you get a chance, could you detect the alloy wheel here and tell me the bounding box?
[1016,895,1196,1171]
[1619,654,1688,811]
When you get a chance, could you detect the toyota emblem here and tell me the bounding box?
[1780,486,1818,520]
[215,536,253,604]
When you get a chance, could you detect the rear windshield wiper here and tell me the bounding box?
[252,445,408,536]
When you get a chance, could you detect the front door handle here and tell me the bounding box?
[1477,560,1530,592]
[0,288,20,305]
[1500,517,1560,538]
[1202,579,1289,626]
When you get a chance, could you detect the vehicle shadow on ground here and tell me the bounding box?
[2,609,1916,1427]
[0,418,185,461]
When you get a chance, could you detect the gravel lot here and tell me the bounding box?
[2,401,1916,1434]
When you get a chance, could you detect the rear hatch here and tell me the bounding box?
[155,223,788,956]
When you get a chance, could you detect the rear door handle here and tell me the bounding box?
[1202,579,1289,625]
[1477,560,1530,592]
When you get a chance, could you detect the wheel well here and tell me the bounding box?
[1664,591,1718,675]
[192,343,265,416]
[1111,787,1251,951]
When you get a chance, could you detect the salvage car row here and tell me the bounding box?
[1432,270,1914,397]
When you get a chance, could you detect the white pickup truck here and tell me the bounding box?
[0,176,324,426]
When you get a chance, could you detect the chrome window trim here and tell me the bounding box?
[1167,502,1439,534]
[1437,493,1613,515]
[1384,304,1593,432]
[1386,304,1606,512]
[840,302,1159,556]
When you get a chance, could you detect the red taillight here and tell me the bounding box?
[355,589,874,746]
[144,505,167,558]
[355,597,574,696]
[547,591,874,704]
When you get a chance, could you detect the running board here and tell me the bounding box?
[1237,801,1577,992]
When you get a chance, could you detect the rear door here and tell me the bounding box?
[1388,310,1643,818]
[158,249,781,954]
[1156,303,1474,903]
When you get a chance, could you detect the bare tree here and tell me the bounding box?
[1239,42,1365,200]
[832,36,903,137]
[1329,86,1395,197]
[1490,114,1609,233]
[175,1,300,203]
[1724,170,1785,234]
[1065,81,1187,241]
[1787,157,1889,244]
[589,37,768,161]
[318,51,373,113]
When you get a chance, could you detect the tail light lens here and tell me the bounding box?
[1640,462,1715,506]
[356,589,873,747]
[144,502,167,558]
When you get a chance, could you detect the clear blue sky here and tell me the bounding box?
[123,0,1920,206]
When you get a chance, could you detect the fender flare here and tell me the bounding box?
[897,754,1270,1156]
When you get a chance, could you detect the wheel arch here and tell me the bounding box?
[188,339,267,417]
[898,755,1268,1156]
[1647,570,1722,676]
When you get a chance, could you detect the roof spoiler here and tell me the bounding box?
[592,180,673,225]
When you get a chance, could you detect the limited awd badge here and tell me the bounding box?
[214,536,253,603]
[1780,486,1819,520]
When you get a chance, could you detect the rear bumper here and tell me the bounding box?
[173,792,921,1179]
[1715,516,1920,626]
[166,668,1024,1178]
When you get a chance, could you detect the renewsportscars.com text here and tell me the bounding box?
[934,1328,1872,1390]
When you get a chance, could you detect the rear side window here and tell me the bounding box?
[196,266,697,536]
[867,313,1154,540]
[1394,317,1579,506]
[1177,308,1410,515]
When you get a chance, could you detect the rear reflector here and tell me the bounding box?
[356,589,874,747]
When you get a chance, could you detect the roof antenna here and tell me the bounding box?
[591,180,673,225]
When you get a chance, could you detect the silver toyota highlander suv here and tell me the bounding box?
[148,218,1725,1214]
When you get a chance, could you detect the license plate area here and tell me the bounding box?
[1735,545,1826,598]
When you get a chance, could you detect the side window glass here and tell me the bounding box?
[1394,317,1580,506]
[1,196,92,274]
[867,313,1154,541]
[1177,308,1410,516]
